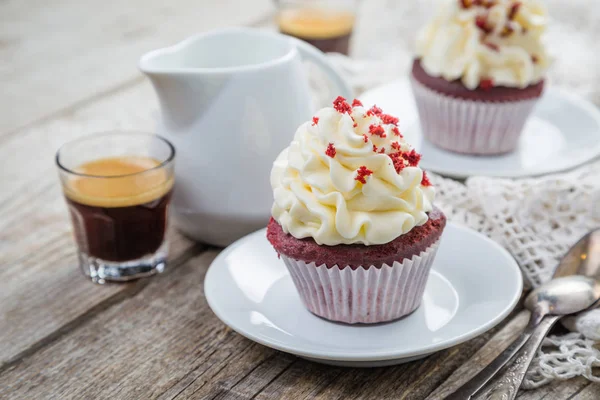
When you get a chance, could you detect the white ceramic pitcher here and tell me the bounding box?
[139,28,352,246]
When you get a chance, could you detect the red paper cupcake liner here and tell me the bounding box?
[280,240,440,324]
[410,77,540,155]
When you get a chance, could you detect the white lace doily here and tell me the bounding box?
[428,167,600,388]
[306,9,600,382]
[521,333,600,389]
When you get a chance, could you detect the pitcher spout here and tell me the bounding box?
[138,28,301,132]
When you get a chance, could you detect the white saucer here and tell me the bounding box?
[360,79,600,179]
[205,223,523,367]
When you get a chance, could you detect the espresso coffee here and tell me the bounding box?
[278,9,355,55]
[63,156,174,262]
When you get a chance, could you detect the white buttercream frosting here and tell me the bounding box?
[271,98,435,246]
[416,0,549,89]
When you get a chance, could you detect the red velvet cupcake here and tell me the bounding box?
[412,0,550,155]
[268,97,445,324]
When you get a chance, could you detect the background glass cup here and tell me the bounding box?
[56,132,175,284]
[275,0,358,55]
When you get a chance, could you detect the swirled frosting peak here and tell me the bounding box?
[416,0,549,90]
[270,96,435,246]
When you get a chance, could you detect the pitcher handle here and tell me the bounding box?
[291,38,354,101]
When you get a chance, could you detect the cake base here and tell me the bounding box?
[267,208,446,269]
[411,59,544,102]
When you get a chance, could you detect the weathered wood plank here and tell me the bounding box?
[251,310,529,400]
[516,378,591,400]
[0,0,273,136]
[0,220,199,369]
[203,353,296,400]
[254,361,343,400]
[425,310,530,399]
[570,382,600,399]
[0,251,276,399]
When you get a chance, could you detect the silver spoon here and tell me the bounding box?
[444,229,600,400]
[479,229,600,400]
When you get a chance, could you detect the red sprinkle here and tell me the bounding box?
[325,143,336,158]
[353,122,358,128]
[369,124,386,138]
[531,55,539,63]
[355,166,373,184]
[389,153,405,174]
[480,78,494,91]
[391,126,402,137]
[391,142,402,151]
[373,144,387,154]
[312,116,319,126]
[363,134,369,143]
[485,42,500,52]
[333,96,352,114]
[352,99,363,107]
[366,105,383,117]
[403,149,422,167]
[508,2,521,20]
[475,15,492,34]
[421,171,433,187]
[380,114,399,125]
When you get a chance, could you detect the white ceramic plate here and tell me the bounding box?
[359,79,600,179]
[205,223,523,367]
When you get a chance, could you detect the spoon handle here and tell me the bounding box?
[478,315,560,400]
[443,316,540,400]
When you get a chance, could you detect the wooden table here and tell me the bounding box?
[1,1,599,398]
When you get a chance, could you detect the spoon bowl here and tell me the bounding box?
[525,275,600,318]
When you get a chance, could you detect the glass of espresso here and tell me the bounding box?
[276,0,357,55]
[56,132,175,284]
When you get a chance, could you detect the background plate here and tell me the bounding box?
[360,79,600,179]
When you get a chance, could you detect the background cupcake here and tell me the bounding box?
[412,0,550,155]
[267,96,446,324]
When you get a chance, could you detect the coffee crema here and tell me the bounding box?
[63,156,174,262]
[278,9,355,55]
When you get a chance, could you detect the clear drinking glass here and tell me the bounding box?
[56,132,175,284]
[275,0,358,55]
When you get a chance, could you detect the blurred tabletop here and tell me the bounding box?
[1,0,599,399]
